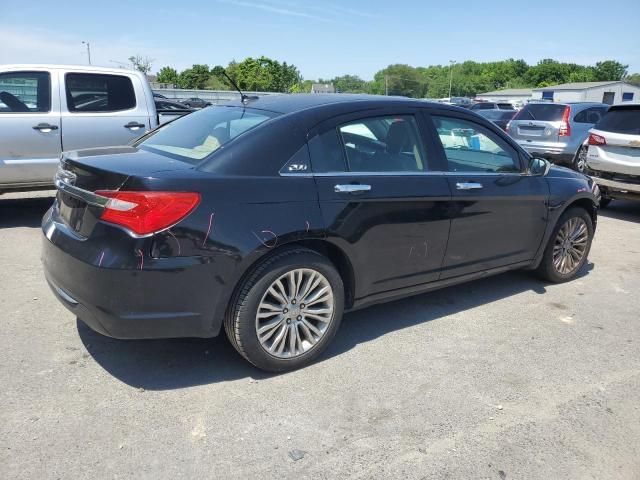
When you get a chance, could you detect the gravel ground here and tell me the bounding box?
[1,191,639,480]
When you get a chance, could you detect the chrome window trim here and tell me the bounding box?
[310,170,525,177]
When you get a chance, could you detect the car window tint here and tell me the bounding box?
[573,107,607,124]
[0,71,51,113]
[595,108,640,135]
[337,115,428,172]
[475,103,493,110]
[139,106,276,164]
[308,128,346,173]
[65,73,136,112]
[515,103,565,121]
[432,116,520,173]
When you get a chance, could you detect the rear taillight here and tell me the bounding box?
[95,190,201,236]
[588,133,606,146]
[559,105,571,137]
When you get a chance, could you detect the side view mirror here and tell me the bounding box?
[529,157,551,176]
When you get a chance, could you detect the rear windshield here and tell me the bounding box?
[515,103,566,121]
[478,110,516,120]
[138,106,277,164]
[595,108,640,135]
[497,103,514,110]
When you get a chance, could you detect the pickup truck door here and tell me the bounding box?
[0,69,62,189]
[60,71,152,151]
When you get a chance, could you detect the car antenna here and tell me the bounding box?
[222,70,258,104]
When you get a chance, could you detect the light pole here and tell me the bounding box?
[448,60,456,99]
[82,41,91,65]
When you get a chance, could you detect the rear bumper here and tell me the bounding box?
[518,143,574,165]
[42,212,224,339]
[590,175,640,195]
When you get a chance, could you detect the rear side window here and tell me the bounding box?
[573,107,607,124]
[138,106,276,164]
[0,71,50,113]
[497,103,514,110]
[432,115,520,173]
[337,115,428,172]
[515,103,566,121]
[65,73,136,112]
[595,108,640,135]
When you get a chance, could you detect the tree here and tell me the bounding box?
[128,55,154,74]
[371,64,426,98]
[156,66,178,85]
[625,73,640,87]
[593,61,628,81]
[178,64,211,89]
[226,56,302,92]
[331,75,368,93]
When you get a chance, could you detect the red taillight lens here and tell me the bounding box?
[559,105,571,137]
[95,190,201,236]
[588,133,606,146]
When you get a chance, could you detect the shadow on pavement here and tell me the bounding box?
[78,266,592,391]
[0,194,55,228]
[598,200,640,223]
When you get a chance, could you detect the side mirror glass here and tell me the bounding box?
[529,157,550,176]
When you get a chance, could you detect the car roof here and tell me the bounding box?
[1,63,145,77]
[220,93,459,115]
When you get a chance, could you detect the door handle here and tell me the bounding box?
[124,121,146,130]
[334,184,371,194]
[456,182,483,190]
[32,123,59,133]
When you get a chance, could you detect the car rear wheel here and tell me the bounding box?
[225,247,344,371]
[572,146,588,173]
[536,207,594,283]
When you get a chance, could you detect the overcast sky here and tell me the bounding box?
[1,0,638,79]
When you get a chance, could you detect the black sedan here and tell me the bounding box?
[43,95,599,371]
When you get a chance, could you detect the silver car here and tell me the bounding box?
[507,102,608,172]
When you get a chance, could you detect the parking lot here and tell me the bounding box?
[1,192,639,479]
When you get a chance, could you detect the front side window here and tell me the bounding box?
[0,71,51,113]
[65,73,135,112]
[337,115,428,172]
[138,106,276,164]
[432,116,520,173]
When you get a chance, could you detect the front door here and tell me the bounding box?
[0,70,62,188]
[309,110,452,300]
[427,113,548,279]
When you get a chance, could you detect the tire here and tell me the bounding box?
[572,145,588,173]
[224,247,344,372]
[536,207,594,283]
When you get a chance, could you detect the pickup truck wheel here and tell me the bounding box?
[536,207,594,283]
[224,247,344,372]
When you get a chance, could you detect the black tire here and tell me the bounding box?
[536,207,594,283]
[224,247,344,372]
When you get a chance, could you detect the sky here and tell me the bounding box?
[1,0,639,80]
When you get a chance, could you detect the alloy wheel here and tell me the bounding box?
[576,146,588,173]
[552,217,589,275]
[255,268,334,358]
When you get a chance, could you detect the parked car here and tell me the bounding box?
[42,95,599,371]
[471,102,515,111]
[155,99,195,125]
[586,103,640,207]
[475,109,517,131]
[180,97,211,108]
[507,101,608,172]
[0,64,160,194]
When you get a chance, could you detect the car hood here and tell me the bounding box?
[547,164,589,181]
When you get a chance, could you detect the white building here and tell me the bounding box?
[530,81,640,105]
[475,88,533,106]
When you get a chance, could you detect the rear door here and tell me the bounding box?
[0,69,62,188]
[60,71,151,151]
[309,109,452,298]
[426,111,548,278]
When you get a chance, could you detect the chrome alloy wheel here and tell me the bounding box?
[552,217,589,275]
[256,268,334,358]
[576,146,588,173]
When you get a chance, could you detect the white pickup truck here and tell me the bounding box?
[0,64,190,194]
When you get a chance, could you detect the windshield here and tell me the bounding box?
[138,106,277,164]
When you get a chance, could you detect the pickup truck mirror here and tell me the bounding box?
[529,157,551,176]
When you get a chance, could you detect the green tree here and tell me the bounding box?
[331,75,368,93]
[625,73,640,87]
[593,61,628,81]
[226,57,302,92]
[371,64,426,97]
[128,55,154,74]
[178,64,211,89]
[156,66,178,85]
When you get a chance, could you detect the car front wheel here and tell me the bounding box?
[225,247,344,371]
[536,207,594,283]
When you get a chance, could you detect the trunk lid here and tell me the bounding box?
[509,103,567,142]
[55,146,195,237]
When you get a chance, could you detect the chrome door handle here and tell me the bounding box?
[32,123,59,133]
[456,182,483,190]
[334,184,371,194]
[124,121,146,130]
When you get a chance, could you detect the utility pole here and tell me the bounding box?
[82,41,91,65]
[385,75,388,96]
[448,60,456,99]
